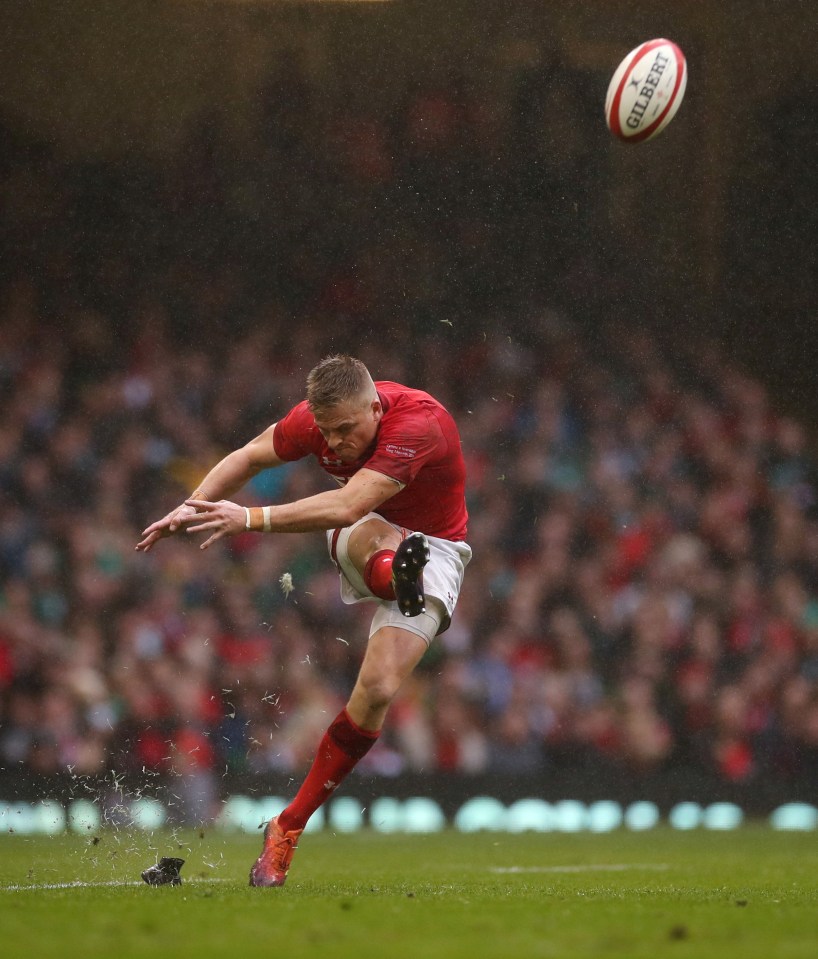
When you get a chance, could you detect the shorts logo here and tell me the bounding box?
[385,444,416,458]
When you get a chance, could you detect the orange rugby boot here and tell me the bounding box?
[248,816,303,888]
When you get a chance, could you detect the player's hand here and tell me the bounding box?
[135,503,199,552]
[176,498,247,550]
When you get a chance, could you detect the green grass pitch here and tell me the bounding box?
[1,827,816,958]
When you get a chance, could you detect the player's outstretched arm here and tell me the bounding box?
[135,423,283,552]
[176,467,401,551]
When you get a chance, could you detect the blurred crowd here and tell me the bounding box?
[1,59,818,821]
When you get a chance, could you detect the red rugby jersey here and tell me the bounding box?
[272,381,468,541]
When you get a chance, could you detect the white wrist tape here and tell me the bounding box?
[262,506,272,532]
[244,507,251,530]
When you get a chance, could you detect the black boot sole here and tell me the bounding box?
[391,532,431,617]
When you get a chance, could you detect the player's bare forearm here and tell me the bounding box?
[263,488,372,533]
[181,489,358,544]
[177,468,400,548]
[195,423,286,500]
[254,468,400,533]
[191,447,265,501]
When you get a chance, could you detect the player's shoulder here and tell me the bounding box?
[279,398,316,427]
[287,400,315,423]
[376,382,455,450]
[274,398,320,454]
[376,380,442,412]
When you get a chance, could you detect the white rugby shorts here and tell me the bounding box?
[327,513,472,645]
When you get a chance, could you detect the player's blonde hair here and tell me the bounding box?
[306,355,376,415]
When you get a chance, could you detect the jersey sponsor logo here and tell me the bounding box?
[385,443,417,459]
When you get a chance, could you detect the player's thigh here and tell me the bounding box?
[345,515,401,571]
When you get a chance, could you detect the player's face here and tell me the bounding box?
[314,395,382,463]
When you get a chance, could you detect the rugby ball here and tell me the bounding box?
[605,39,687,143]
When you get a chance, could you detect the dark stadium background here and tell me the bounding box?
[2,0,815,412]
[1,0,817,830]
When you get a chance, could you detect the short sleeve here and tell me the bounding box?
[273,401,317,462]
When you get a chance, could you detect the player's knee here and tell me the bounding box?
[347,517,400,567]
[355,669,402,712]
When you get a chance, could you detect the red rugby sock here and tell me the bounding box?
[364,549,396,600]
[277,709,379,833]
